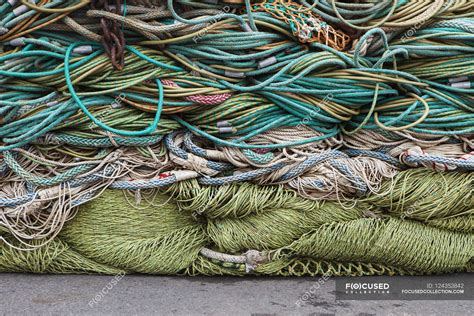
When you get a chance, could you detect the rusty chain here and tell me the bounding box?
[91,0,126,70]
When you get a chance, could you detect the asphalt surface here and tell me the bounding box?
[1,273,472,315]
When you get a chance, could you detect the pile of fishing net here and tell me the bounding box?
[0,0,473,276]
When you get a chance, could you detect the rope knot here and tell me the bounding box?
[244,250,268,273]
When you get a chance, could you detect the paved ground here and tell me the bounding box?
[1,273,472,315]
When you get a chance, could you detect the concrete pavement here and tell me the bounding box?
[1,273,472,315]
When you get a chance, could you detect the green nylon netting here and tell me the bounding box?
[1,170,472,275]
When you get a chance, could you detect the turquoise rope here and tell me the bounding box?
[64,43,166,137]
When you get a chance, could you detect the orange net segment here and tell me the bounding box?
[253,0,351,51]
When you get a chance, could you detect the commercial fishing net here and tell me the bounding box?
[0,0,473,276]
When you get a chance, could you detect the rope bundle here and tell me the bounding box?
[0,0,472,276]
